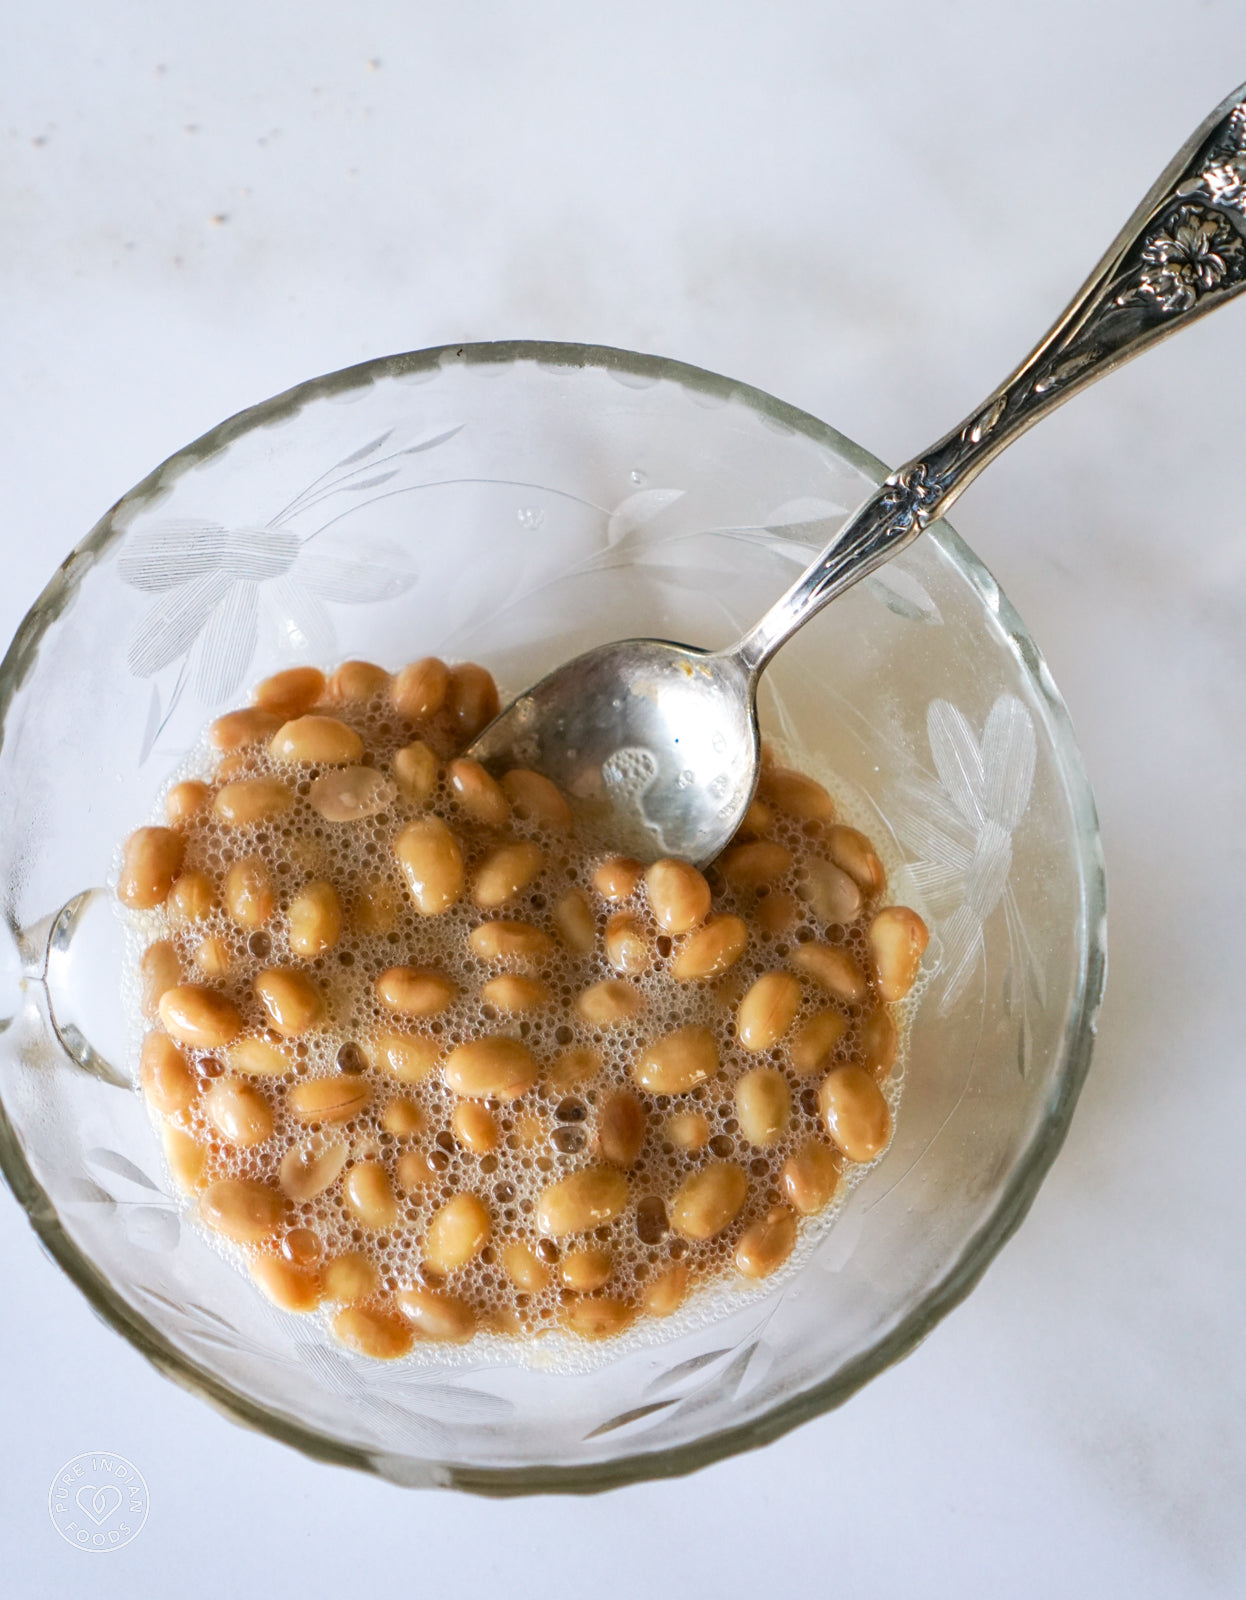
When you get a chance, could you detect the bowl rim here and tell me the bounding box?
[0,337,1107,1495]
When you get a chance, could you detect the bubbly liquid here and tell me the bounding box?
[127,666,918,1351]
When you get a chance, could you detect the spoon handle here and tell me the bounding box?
[734,81,1246,674]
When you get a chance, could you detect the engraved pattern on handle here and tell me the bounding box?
[735,84,1246,674]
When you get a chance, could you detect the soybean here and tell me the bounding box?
[278,1140,349,1201]
[799,858,862,925]
[250,1255,322,1313]
[392,656,449,720]
[395,1151,443,1192]
[353,877,400,935]
[735,1207,798,1278]
[642,1263,689,1317]
[228,1035,295,1078]
[213,751,252,783]
[330,1303,413,1360]
[860,1007,899,1078]
[162,1124,208,1192]
[479,974,551,1012]
[596,1090,646,1166]
[560,1245,613,1292]
[869,905,929,1001]
[552,888,596,952]
[453,1101,499,1153]
[269,714,363,765]
[140,940,181,1018]
[254,665,325,718]
[322,1251,378,1301]
[719,841,793,891]
[391,740,439,804]
[826,824,886,895]
[500,1241,550,1292]
[425,1193,490,1273]
[166,869,214,923]
[670,914,748,981]
[759,767,836,822]
[664,1110,710,1150]
[576,978,644,1025]
[644,859,711,934]
[735,798,774,839]
[375,966,457,1016]
[633,1025,718,1094]
[288,880,343,957]
[139,1032,197,1117]
[443,1037,536,1100]
[309,765,396,822]
[446,661,500,740]
[447,757,510,826]
[669,1163,749,1240]
[591,856,643,901]
[536,1169,628,1237]
[472,840,544,908]
[287,1077,371,1125]
[755,889,799,935]
[255,967,324,1035]
[603,911,651,975]
[734,1066,791,1147]
[193,936,232,979]
[159,984,243,1049]
[397,1286,477,1343]
[501,769,573,830]
[735,971,802,1051]
[780,1139,841,1215]
[343,1161,399,1229]
[204,1077,273,1146]
[791,942,868,1003]
[165,779,211,824]
[819,1065,892,1162]
[394,817,464,914]
[380,1097,427,1137]
[213,778,292,827]
[563,1298,634,1340]
[209,707,282,751]
[118,826,185,908]
[224,856,275,929]
[468,919,554,965]
[199,1178,285,1243]
[363,1032,441,1083]
[326,659,390,703]
[789,1010,849,1075]
[547,1046,600,1090]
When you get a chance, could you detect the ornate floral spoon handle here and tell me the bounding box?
[736,81,1246,673]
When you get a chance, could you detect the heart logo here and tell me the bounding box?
[75,1484,123,1525]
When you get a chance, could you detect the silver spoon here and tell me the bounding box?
[472,82,1246,866]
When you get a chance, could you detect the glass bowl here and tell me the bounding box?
[0,341,1105,1492]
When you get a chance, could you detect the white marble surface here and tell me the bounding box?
[2,2,1245,1594]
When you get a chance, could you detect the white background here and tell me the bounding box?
[3,2,1245,1595]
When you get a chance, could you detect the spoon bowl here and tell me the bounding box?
[472,638,755,864]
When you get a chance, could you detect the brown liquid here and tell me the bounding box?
[131,666,907,1350]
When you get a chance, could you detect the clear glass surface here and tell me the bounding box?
[0,342,1105,1491]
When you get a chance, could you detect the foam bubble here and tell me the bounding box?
[118,675,924,1368]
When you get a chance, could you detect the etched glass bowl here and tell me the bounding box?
[0,342,1105,1491]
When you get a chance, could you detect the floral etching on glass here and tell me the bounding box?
[118,428,471,753]
[887,695,1043,1072]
